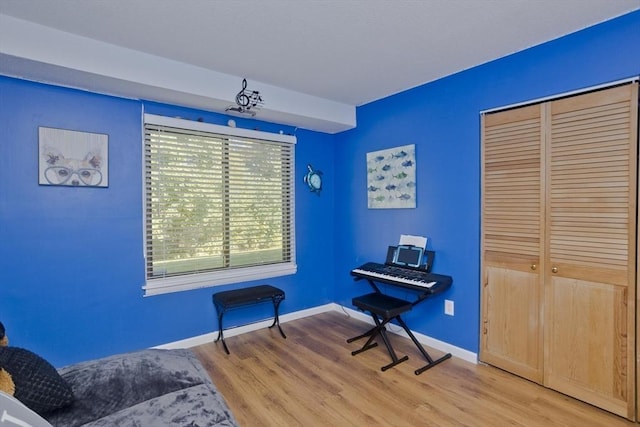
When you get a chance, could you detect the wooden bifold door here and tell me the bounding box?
[480,82,638,420]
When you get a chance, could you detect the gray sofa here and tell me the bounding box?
[45,348,238,427]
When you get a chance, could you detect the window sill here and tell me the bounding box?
[142,262,297,296]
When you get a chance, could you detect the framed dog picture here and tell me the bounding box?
[38,127,109,187]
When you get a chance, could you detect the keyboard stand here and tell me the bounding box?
[348,278,452,375]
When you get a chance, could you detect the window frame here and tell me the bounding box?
[142,114,297,296]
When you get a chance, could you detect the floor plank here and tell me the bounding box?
[192,311,635,427]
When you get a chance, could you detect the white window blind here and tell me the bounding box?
[143,114,296,296]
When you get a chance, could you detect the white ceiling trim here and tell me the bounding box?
[0,14,356,134]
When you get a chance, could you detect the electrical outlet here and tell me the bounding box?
[445,299,454,316]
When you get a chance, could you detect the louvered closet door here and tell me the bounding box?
[544,84,637,419]
[480,104,544,383]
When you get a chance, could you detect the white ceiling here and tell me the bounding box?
[1,0,638,132]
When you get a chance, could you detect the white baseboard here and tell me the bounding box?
[154,302,478,364]
[153,303,335,350]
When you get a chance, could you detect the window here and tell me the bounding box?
[143,114,296,296]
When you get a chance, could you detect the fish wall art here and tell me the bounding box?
[366,144,416,209]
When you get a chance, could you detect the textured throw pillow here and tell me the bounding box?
[0,346,74,414]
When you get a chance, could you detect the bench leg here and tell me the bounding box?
[346,325,377,344]
[350,315,385,355]
[350,327,379,355]
[214,309,230,355]
[349,314,408,371]
[374,316,408,371]
[268,296,287,339]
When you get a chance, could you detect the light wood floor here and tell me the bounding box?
[192,311,635,427]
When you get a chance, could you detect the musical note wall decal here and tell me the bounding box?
[226,78,265,117]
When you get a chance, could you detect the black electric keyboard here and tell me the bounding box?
[351,262,452,292]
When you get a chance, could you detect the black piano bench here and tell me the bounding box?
[348,292,413,371]
[348,292,452,375]
[212,284,286,354]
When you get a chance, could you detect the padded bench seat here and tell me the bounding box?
[212,284,286,354]
[352,292,413,318]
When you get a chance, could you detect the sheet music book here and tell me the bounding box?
[399,234,427,250]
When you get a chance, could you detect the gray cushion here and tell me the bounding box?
[83,384,238,427]
[45,348,237,427]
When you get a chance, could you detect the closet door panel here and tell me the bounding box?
[480,104,544,382]
[544,84,637,418]
[483,261,542,381]
[546,276,628,415]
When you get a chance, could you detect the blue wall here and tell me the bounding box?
[0,79,337,367]
[333,11,640,353]
[1,11,638,366]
